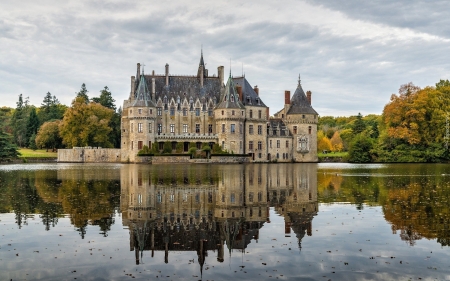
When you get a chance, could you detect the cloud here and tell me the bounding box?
[0,0,449,117]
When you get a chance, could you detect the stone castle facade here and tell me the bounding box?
[121,52,318,163]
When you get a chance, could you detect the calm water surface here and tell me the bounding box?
[1,163,450,280]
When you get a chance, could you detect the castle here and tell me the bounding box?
[120,52,318,162]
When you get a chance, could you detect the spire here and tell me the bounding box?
[197,48,206,78]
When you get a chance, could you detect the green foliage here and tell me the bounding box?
[175,142,184,153]
[0,129,20,160]
[38,92,66,125]
[188,147,197,157]
[150,142,160,155]
[212,143,227,154]
[435,79,450,90]
[76,83,89,104]
[28,133,37,150]
[348,134,374,163]
[137,145,152,156]
[11,94,30,147]
[26,107,39,146]
[162,141,172,154]
[0,107,13,133]
[352,113,366,135]
[91,86,116,110]
[35,120,62,151]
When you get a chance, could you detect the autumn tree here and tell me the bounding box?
[59,96,114,148]
[91,86,121,148]
[35,120,63,151]
[330,131,344,152]
[317,131,332,152]
[378,82,450,162]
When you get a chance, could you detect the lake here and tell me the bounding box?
[1,163,450,280]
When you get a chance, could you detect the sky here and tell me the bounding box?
[0,0,449,117]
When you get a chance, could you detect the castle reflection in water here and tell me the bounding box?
[120,163,317,268]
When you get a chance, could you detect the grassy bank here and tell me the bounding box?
[318,151,348,162]
[18,148,58,158]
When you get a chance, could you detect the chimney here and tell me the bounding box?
[165,63,169,86]
[136,63,140,79]
[266,107,270,120]
[218,66,224,86]
[254,85,259,96]
[130,76,135,100]
[152,70,155,76]
[284,91,291,105]
[306,91,312,105]
[236,86,243,101]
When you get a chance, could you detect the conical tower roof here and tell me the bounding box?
[133,73,155,107]
[216,74,245,109]
[287,74,318,115]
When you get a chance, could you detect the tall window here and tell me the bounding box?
[138,123,143,133]
[249,141,254,150]
[270,140,272,148]
[183,108,187,116]
[170,107,175,116]
[258,110,262,119]
[232,110,235,115]
[157,124,162,134]
[257,125,262,135]
[286,140,289,148]
[258,141,262,150]
[170,124,175,133]
[308,126,312,134]
[208,124,213,133]
[249,125,254,134]
[195,124,200,133]
[249,110,253,118]
[277,140,280,148]
[208,108,213,116]
[157,107,162,116]
[183,124,188,133]
[195,108,200,116]
[138,141,143,150]
[148,123,152,133]
[239,123,243,134]
[222,124,225,133]
[293,126,297,134]
[231,124,235,134]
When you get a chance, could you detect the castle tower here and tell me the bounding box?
[285,75,318,162]
[121,71,157,162]
[214,74,245,154]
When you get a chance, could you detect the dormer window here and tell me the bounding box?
[231,95,235,102]
[256,98,260,105]
[138,108,142,114]
[163,96,168,104]
[247,96,251,104]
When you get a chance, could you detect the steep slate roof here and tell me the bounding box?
[233,76,267,107]
[287,76,318,115]
[216,74,245,109]
[132,74,156,107]
[268,119,290,136]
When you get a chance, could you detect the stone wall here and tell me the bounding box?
[209,155,251,164]
[151,155,191,164]
[58,147,121,163]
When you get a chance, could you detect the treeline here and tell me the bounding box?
[319,79,450,162]
[0,84,121,159]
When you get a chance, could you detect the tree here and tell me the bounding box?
[38,92,66,124]
[318,136,332,152]
[352,113,366,135]
[35,120,62,151]
[59,97,114,148]
[92,86,116,110]
[436,79,450,90]
[26,107,39,146]
[76,83,89,104]
[348,134,374,163]
[330,131,344,152]
[10,94,30,147]
[0,129,19,160]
